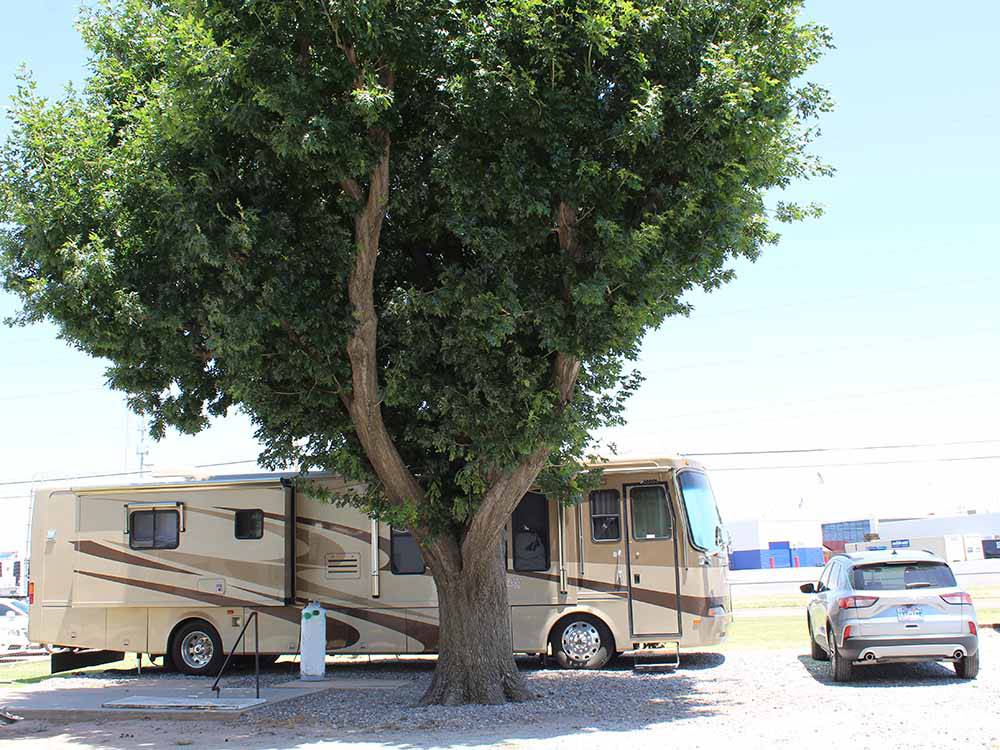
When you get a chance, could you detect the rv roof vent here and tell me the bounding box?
[325,553,360,580]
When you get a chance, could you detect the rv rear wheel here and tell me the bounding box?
[171,620,224,676]
[550,615,613,669]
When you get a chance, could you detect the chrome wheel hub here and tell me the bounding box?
[562,621,601,662]
[180,631,214,669]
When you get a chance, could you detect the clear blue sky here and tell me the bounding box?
[1,1,999,553]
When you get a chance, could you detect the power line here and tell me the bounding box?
[683,275,998,325]
[709,454,1000,472]
[640,323,1000,376]
[657,381,1000,422]
[0,458,261,488]
[683,437,1000,457]
[0,386,105,403]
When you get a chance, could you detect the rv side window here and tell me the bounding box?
[512,492,550,572]
[630,485,672,540]
[589,490,621,542]
[235,509,264,540]
[129,509,179,550]
[390,528,426,575]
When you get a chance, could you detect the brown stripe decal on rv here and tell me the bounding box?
[73,571,362,647]
[72,541,197,576]
[295,597,439,653]
[75,569,257,608]
[295,516,391,558]
[188,506,284,535]
[630,589,727,618]
[214,507,285,522]
[295,516,369,543]
[230,584,286,602]
[513,571,724,617]
[148,550,285,590]
[515,570,626,596]
[297,581,439,652]
[255,606,361,648]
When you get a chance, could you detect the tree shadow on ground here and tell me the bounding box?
[1,651,730,750]
[796,654,963,687]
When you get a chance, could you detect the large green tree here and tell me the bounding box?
[1,0,830,703]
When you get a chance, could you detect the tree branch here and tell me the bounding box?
[460,201,584,562]
[341,136,427,513]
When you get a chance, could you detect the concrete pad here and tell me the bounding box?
[272,677,406,690]
[0,679,327,722]
[103,695,266,710]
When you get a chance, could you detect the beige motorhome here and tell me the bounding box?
[28,457,731,674]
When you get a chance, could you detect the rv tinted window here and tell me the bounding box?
[512,492,550,572]
[589,490,621,542]
[630,486,672,540]
[390,528,426,574]
[129,509,179,550]
[235,509,264,540]
[677,471,722,552]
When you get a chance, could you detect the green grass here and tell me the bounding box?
[978,608,999,625]
[731,594,808,610]
[967,585,1000,598]
[712,615,806,651]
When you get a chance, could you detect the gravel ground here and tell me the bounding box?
[1,630,997,749]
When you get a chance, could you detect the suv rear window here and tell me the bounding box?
[851,561,956,590]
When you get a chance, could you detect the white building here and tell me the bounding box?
[878,512,1000,541]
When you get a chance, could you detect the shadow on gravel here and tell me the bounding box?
[796,654,962,686]
[14,653,729,750]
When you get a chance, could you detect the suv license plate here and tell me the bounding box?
[897,606,923,622]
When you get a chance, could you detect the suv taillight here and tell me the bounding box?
[941,592,972,605]
[28,580,34,605]
[838,595,879,609]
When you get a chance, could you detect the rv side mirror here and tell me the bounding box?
[799,583,816,594]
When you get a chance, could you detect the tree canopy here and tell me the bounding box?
[1,0,831,703]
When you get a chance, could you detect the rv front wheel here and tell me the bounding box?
[551,615,613,669]
[171,620,224,676]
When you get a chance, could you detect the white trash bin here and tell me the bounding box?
[300,601,327,681]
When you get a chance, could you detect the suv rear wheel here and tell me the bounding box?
[808,617,828,661]
[829,627,852,682]
[954,651,979,679]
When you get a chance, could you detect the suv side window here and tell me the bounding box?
[819,560,837,591]
[833,564,847,590]
[818,563,832,591]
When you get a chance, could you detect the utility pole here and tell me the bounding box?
[136,420,149,476]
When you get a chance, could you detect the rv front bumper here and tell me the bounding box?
[683,605,731,646]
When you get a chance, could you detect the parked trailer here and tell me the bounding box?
[27,457,731,675]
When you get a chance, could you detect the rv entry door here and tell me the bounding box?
[625,483,681,639]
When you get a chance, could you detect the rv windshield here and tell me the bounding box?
[677,471,722,553]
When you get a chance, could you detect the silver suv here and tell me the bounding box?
[801,550,979,682]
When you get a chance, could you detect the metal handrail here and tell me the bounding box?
[211,610,260,699]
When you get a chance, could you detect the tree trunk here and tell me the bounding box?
[420,539,533,705]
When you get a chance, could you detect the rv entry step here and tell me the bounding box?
[626,642,680,672]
